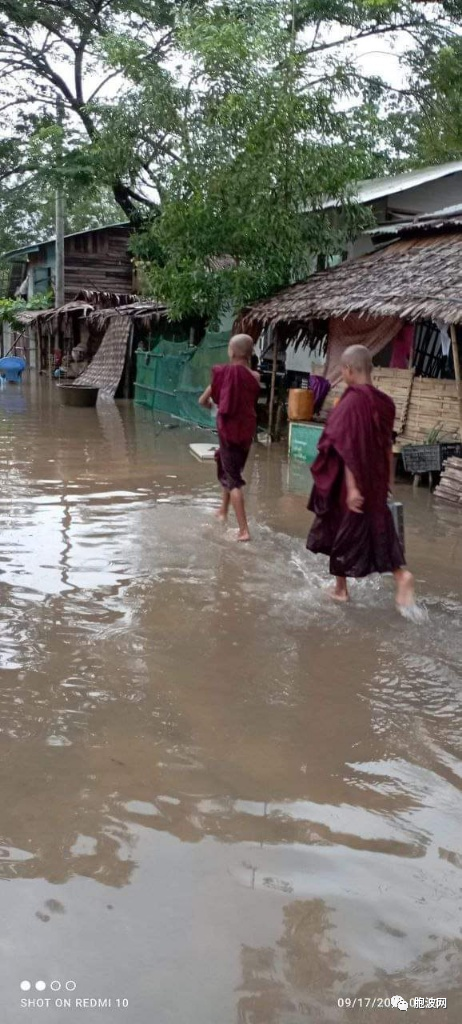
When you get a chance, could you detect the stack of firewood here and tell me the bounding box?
[434,457,462,505]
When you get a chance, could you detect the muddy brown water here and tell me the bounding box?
[0,378,461,1023]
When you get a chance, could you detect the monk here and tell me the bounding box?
[306,345,415,608]
[199,334,260,541]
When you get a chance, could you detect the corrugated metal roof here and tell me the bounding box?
[323,160,462,210]
[368,204,462,241]
[419,202,462,220]
[2,242,41,259]
[1,221,130,261]
[364,221,414,236]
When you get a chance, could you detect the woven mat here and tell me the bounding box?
[75,318,132,397]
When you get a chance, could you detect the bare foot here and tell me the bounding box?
[214,510,227,522]
[395,569,415,608]
[237,530,251,542]
[326,585,349,602]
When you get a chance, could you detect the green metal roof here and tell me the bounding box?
[1,242,40,260]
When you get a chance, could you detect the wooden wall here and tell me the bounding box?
[29,225,135,303]
[63,226,134,301]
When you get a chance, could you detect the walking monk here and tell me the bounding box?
[199,334,260,541]
[306,345,415,608]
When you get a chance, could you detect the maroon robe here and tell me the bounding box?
[211,364,260,490]
[307,384,405,577]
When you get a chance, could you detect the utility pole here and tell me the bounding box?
[55,97,65,309]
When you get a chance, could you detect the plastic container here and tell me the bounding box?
[388,500,405,553]
[288,388,315,422]
[57,384,99,407]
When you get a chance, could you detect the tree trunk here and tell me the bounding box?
[112,181,140,221]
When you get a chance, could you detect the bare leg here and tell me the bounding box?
[214,488,230,522]
[230,487,251,541]
[393,567,415,607]
[327,576,349,602]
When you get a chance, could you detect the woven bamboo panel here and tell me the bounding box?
[321,368,413,433]
[399,378,461,445]
[322,382,344,417]
[371,368,414,434]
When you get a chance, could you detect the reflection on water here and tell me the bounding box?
[0,380,461,1022]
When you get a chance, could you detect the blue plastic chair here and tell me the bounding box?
[0,356,27,383]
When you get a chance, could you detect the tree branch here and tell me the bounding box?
[0,161,41,184]
[75,44,85,106]
[112,179,158,218]
[0,96,37,112]
[0,27,76,105]
[298,19,438,59]
[87,70,122,103]
[125,185,157,206]
[149,29,173,58]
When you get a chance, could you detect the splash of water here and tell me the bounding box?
[397,602,429,625]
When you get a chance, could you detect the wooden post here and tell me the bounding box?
[408,324,415,369]
[267,329,279,442]
[275,400,284,442]
[55,97,65,309]
[123,325,134,398]
[450,324,462,441]
[37,321,43,371]
[450,324,461,382]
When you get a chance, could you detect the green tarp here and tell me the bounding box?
[134,333,229,427]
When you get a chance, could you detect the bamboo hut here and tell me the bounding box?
[237,212,462,443]
[14,292,171,398]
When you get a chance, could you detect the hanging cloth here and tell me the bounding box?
[326,314,402,384]
[435,321,451,358]
[390,324,414,368]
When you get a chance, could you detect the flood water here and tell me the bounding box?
[0,378,461,1023]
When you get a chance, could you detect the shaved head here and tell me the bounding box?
[341,345,373,374]
[229,334,254,360]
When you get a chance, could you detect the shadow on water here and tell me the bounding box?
[0,382,461,1021]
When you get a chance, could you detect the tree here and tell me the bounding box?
[405,7,462,164]
[0,0,194,222]
[0,292,53,327]
[0,1,453,229]
[130,0,453,321]
[0,176,122,256]
[0,0,455,318]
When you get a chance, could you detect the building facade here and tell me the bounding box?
[3,222,135,305]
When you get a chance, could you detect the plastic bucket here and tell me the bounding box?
[288,388,315,422]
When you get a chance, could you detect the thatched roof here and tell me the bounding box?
[73,289,137,307]
[15,297,168,332]
[87,301,168,329]
[239,226,462,339]
[15,301,93,327]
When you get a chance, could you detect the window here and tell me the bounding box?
[33,266,52,294]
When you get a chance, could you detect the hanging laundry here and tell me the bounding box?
[309,374,331,414]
